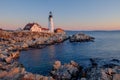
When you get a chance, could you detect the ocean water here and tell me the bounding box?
[19,31,120,75]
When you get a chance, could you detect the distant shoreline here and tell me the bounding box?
[65,30,120,32]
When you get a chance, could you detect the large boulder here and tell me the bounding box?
[113,74,120,80]
[5,56,13,63]
[0,71,8,78]
[70,33,95,42]
[51,61,81,80]
[10,51,20,59]
[53,61,61,70]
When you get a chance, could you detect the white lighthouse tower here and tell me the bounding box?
[48,11,54,33]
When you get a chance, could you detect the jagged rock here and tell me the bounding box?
[8,46,14,51]
[22,73,36,80]
[11,40,16,44]
[43,77,49,80]
[35,74,44,80]
[111,59,120,63]
[70,60,79,67]
[20,67,25,74]
[10,51,20,59]
[70,33,95,42]
[48,77,55,80]
[103,63,118,68]
[51,61,81,80]
[85,58,120,80]
[0,71,8,78]
[21,43,28,48]
[53,60,61,70]
[113,74,120,80]
[7,67,20,78]
[0,63,2,67]
[101,69,110,80]
[81,77,87,80]
[89,58,98,67]
[107,68,114,75]
[26,40,35,46]
[0,53,7,60]
[1,50,8,55]
[5,56,13,63]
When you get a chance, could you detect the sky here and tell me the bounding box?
[0,0,120,30]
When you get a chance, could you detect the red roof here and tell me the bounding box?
[41,28,49,31]
[0,28,2,30]
[55,28,64,31]
[23,23,41,30]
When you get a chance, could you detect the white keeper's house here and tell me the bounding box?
[23,23,49,32]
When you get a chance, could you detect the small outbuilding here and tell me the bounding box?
[54,28,65,33]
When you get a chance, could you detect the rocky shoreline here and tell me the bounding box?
[50,58,120,80]
[0,30,68,80]
[0,30,120,80]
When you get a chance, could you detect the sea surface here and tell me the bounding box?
[19,31,120,75]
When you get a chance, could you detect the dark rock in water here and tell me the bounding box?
[103,63,119,68]
[111,59,120,63]
[69,33,95,42]
[89,58,98,67]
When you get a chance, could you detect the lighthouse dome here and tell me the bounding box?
[49,11,53,18]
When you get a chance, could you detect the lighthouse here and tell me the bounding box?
[48,11,54,33]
